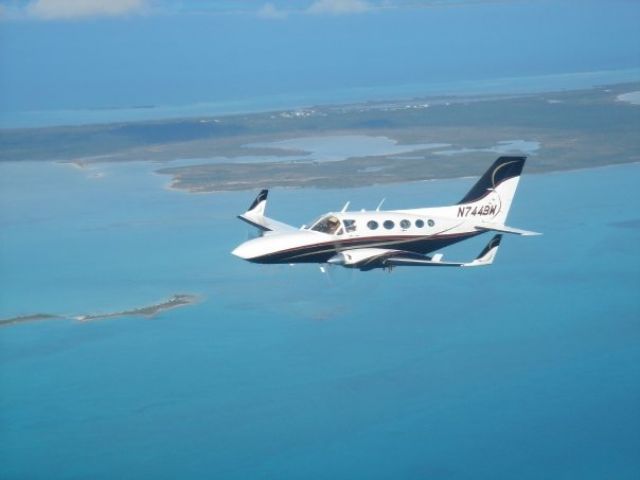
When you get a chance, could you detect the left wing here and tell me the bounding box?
[327,235,502,270]
[237,189,297,233]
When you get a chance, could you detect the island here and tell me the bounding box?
[0,294,199,328]
[1,81,639,192]
[0,313,60,328]
[73,294,198,322]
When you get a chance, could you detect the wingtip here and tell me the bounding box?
[248,189,269,212]
[463,234,502,267]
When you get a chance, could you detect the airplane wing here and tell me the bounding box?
[388,235,502,268]
[237,189,297,233]
[327,235,503,270]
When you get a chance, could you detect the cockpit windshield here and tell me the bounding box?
[310,215,342,234]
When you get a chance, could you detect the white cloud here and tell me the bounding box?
[25,0,148,20]
[257,2,288,19]
[307,0,372,15]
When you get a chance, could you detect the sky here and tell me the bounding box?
[0,0,639,114]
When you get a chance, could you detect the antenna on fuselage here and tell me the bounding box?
[376,198,386,211]
[341,201,350,212]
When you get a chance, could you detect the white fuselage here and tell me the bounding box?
[232,206,483,264]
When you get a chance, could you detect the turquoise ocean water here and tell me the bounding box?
[0,159,639,478]
[3,68,640,128]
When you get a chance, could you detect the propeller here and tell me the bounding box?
[319,261,355,285]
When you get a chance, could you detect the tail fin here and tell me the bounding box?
[458,156,526,224]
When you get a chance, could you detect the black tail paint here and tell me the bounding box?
[458,156,526,204]
[248,189,268,211]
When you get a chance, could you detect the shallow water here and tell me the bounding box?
[162,135,450,170]
[250,135,450,163]
[3,68,640,128]
[434,139,540,156]
[0,160,639,479]
[617,91,640,105]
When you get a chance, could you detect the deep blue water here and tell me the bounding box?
[0,160,639,479]
[2,0,640,128]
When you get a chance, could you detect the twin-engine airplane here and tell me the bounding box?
[232,156,540,271]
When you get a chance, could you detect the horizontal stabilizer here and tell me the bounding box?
[475,222,541,236]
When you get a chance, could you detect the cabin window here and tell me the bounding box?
[367,220,379,230]
[311,215,341,234]
[428,219,435,227]
[343,219,357,233]
[400,219,411,229]
[383,220,394,230]
[415,219,425,228]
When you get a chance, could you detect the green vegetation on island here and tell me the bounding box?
[1,82,639,192]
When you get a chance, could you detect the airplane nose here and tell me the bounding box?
[232,235,286,263]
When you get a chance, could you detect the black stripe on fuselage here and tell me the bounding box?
[247,231,483,264]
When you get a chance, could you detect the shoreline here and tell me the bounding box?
[2,68,639,130]
[2,80,638,193]
[170,160,640,194]
[2,77,640,135]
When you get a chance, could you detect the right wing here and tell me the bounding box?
[327,235,503,270]
[237,189,297,233]
[388,235,502,268]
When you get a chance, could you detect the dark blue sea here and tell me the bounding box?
[1,157,639,479]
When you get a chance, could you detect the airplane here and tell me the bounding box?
[231,156,540,271]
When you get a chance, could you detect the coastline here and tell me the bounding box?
[1,80,638,192]
[166,159,640,194]
[2,67,639,129]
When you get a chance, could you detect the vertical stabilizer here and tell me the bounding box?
[458,156,526,224]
